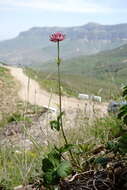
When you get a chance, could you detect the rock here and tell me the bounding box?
[14,185,24,190]
[14,185,33,190]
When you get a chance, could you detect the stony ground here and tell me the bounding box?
[0,102,107,150]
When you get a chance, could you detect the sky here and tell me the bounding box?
[0,0,127,41]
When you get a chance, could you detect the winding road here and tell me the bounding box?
[6,65,107,115]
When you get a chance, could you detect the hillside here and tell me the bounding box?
[1,23,127,66]
[24,44,127,100]
[1,66,127,189]
[38,43,127,73]
[60,43,127,80]
[0,64,20,121]
[1,54,127,189]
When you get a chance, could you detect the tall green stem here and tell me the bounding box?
[57,41,77,164]
[57,41,68,145]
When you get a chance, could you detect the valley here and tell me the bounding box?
[0,22,127,189]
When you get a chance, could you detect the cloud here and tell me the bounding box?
[0,0,113,13]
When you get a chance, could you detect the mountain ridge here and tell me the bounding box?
[1,22,127,66]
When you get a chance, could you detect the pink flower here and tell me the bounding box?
[49,32,65,42]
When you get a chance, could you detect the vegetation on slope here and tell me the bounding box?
[24,67,78,97]
[0,65,21,121]
[37,43,127,79]
[24,66,121,100]
[0,106,124,189]
[26,43,127,101]
[0,64,127,189]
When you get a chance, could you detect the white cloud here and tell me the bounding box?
[0,0,113,13]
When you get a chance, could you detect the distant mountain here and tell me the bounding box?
[1,23,127,66]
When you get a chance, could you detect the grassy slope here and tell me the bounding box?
[27,44,127,100]
[39,43,127,78]
[0,63,125,187]
[24,66,121,101]
[0,64,21,121]
[24,68,78,97]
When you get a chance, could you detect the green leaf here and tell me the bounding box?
[119,134,127,144]
[48,150,61,167]
[59,144,74,153]
[106,141,119,153]
[43,170,60,185]
[57,161,72,178]
[50,111,64,131]
[123,115,127,124]
[118,105,127,125]
[118,134,127,153]
[123,86,127,99]
[48,149,61,161]
[94,157,110,167]
[42,158,54,172]
[50,120,60,131]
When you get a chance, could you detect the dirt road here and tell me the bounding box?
[6,66,107,115]
[0,65,109,149]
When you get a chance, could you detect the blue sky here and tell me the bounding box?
[0,0,127,41]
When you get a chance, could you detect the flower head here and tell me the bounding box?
[49,32,65,42]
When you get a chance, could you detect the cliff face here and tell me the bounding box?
[0,23,127,66]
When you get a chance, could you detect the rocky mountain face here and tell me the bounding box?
[0,23,127,66]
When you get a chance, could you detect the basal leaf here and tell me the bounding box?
[48,152,61,167]
[106,141,119,153]
[119,134,127,144]
[43,170,60,185]
[57,161,72,178]
[42,158,54,172]
[94,157,110,167]
[48,149,61,161]
[59,144,74,153]
[118,134,127,153]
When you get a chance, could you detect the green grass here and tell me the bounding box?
[31,43,127,76]
[24,67,122,100]
[0,66,14,87]
[0,51,126,187]
[59,43,127,78]
[24,67,78,97]
[0,67,124,187]
[0,146,46,189]
[0,110,123,189]
[25,44,127,101]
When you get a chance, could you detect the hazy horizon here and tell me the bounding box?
[0,0,127,41]
[1,21,127,42]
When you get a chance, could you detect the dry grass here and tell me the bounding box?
[0,65,22,122]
